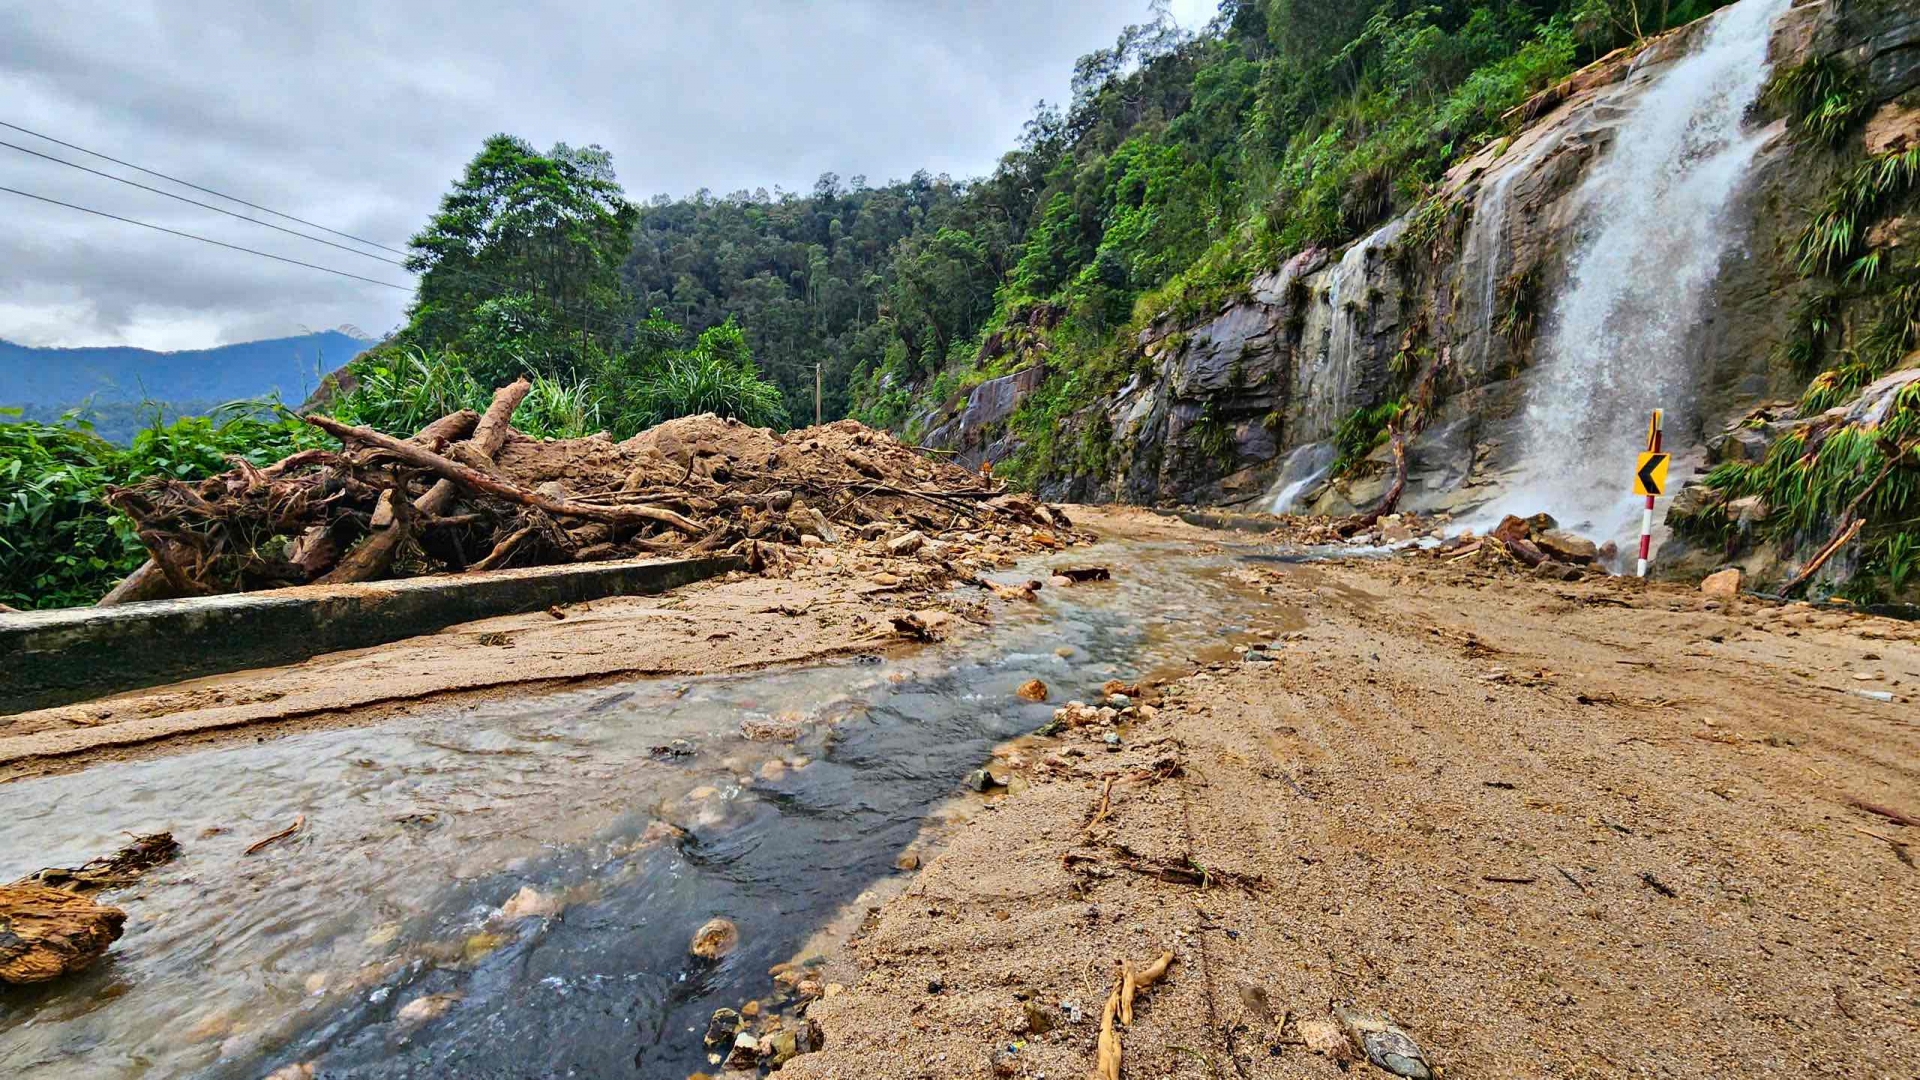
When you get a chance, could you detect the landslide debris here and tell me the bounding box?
[1,831,179,984]
[97,378,1075,603]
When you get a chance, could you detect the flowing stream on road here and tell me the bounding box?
[0,539,1304,1080]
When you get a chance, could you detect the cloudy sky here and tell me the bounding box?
[0,1,1218,351]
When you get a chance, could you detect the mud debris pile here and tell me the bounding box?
[97,377,1076,604]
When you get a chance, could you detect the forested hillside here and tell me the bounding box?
[613,0,1736,466]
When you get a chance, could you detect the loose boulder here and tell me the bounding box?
[1701,567,1743,599]
[1535,529,1598,564]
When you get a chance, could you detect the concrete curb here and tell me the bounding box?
[0,555,740,716]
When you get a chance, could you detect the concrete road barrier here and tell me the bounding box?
[0,555,739,716]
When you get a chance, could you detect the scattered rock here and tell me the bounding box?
[652,738,697,758]
[1535,529,1597,564]
[396,992,460,1024]
[498,885,562,921]
[704,1008,742,1048]
[887,531,927,556]
[1491,515,1532,545]
[991,1048,1019,1076]
[740,999,762,1019]
[1016,679,1049,702]
[1020,1002,1061,1035]
[896,851,922,871]
[761,1028,800,1067]
[0,884,127,984]
[726,1032,762,1070]
[966,769,1006,793]
[262,1064,316,1080]
[691,917,740,960]
[741,717,802,742]
[1299,1018,1358,1063]
[1335,1008,1434,1080]
[1701,568,1742,599]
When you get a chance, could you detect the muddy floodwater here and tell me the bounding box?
[0,541,1300,1079]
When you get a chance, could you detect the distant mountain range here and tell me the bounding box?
[1,329,375,441]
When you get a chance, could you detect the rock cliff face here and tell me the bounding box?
[921,0,1920,534]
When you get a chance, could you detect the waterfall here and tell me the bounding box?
[1494,0,1792,540]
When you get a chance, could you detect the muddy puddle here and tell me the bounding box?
[0,541,1304,1079]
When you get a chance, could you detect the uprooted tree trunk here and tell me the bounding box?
[303,414,708,536]
[319,382,525,585]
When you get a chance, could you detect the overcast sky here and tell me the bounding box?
[0,1,1218,351]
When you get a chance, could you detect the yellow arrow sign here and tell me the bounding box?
[1634,451,1670,496]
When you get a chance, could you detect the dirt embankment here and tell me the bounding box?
[783,507,1920,1079]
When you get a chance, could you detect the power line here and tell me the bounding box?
[0,138,413,269]
[0,118,411,258]
[0,185,412,291]
[0,121,640,344]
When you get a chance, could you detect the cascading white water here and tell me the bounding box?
[1494,0,1792,540]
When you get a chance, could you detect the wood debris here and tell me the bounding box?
[96,393,1074,604]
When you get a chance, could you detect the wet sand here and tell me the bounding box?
[784,507,1920,1079]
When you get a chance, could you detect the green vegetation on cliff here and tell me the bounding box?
[814,0,1732,482]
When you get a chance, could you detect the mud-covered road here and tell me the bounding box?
[3,506,1916,1079]
[789,507,1920,1079]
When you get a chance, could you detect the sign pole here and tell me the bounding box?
[1637,410,1663,578]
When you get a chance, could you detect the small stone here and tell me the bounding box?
[1701,568,1742,599]
[740,1000,762,1019]
[799,533,825,548]
[966,769,1006,793]
[725,1032,761,1070]
[1021,1002,1060,1035]
[1299,1018,1356,1062]
[1054,646,1074,658]
[871,572,901,586]
[1335,1008,1434,1080]
[896,851,922,871]
[396,992,460,1024]
[499,885,561,921]
[705,1008,742,1048]
[690,917,739,960]
[1103,732,1121,749]
[762,1028,799,1067]
[927,979,945,994]
[1017,679,1049,702]
[888,531,927,556]
[991,1047,1019,1076]
[1106,693,1131,709]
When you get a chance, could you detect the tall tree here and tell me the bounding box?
[400,135,638,383]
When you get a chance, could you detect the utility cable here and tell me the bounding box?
[0,118,411,257]
[0,138,413,268]
[0,185,412,291]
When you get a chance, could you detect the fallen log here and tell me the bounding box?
[0,885,126,984]
[304,413,706,537]
[319,379,530,584]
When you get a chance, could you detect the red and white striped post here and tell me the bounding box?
[1637,409,1663,578]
